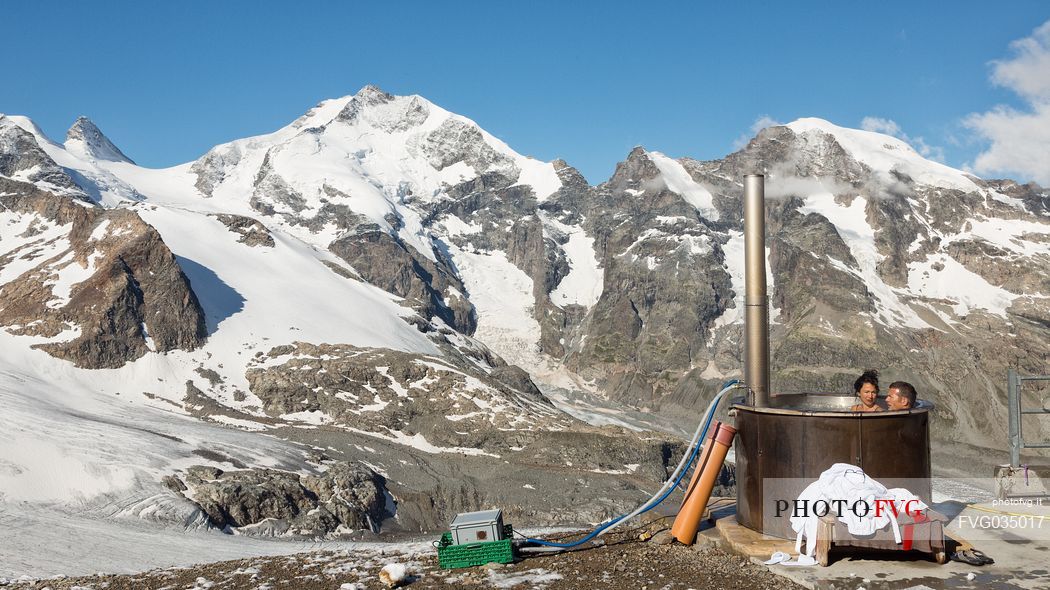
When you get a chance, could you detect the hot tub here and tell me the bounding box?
[732,393,933,539]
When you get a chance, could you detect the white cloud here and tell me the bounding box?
[860,116,946,162]
[965,20,1050,186]
[990,21,1050,104]
[860,116,902,137]
[732,115,783,150]
[764,170,856,201]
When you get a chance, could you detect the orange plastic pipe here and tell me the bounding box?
[676,421,720,517]
[671,421,738,545]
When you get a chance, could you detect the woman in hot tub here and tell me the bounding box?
[850,369,884,412]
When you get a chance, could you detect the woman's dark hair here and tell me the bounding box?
[854,369,879,393]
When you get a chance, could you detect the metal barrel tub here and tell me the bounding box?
[733,393,933,539]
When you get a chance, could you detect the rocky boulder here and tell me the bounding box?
[329,221,476,334]
[212,213,275,247]
[0,179,206,368]
[175,461,387,536]
[0,117,85,198]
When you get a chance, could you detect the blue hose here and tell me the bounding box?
[522,379,738,548]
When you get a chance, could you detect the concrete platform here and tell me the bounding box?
[995,464,1050,499]
[715,512,795,559]
[708,502,1050,589]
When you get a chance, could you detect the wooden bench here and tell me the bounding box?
[815,509,949,566]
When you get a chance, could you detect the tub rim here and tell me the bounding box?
[730,392,934,418]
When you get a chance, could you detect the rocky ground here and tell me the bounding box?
[171,341,688,536]
[0,513,799,590]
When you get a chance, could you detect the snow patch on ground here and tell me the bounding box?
[712,230,781,330]
[280,409,332,426]
[799,193,931,329]
[514,159,562,202]
[713,231,745,330]
[0,216,72,287]
[908,253,1019,318]
[486,568,563,588]
[89,219,111,242]
[541,214,603,308]
[447,245,542,370]
[946,217,1050,258]
[648,151,720,220]
[344,427,500,458]
[440,213,482,237]
[45,251,102,309]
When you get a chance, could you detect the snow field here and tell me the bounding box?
[787,118,981,193]
[648,151,720,220]
[540,212,603,308]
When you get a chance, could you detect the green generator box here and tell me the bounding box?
[437,524,515,569]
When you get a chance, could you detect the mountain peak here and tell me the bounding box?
[606,146,661,189]
[355,84,395,106]
[783,117,979,192]
[624,146,651,163]
[65,116,134,164]
[0,113,50,141]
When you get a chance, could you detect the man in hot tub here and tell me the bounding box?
[886,381,917,411]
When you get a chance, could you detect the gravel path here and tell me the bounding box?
[2,517,801,590]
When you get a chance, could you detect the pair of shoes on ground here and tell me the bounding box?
[763,551,817,567]
[950,548,994,566]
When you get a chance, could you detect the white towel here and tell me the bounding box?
[790,464,923,556]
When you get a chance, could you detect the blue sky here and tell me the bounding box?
[4,2,1049,184]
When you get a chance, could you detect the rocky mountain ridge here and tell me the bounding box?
[0,91,683,538]
[1,88,1048,543]
[65,116,135,164]
[0,178,205,368]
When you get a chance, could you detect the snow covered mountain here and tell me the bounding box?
[65,116,135,164]
[566,119,1049,452]
[1,85,1049,575]
[0,90,673,576]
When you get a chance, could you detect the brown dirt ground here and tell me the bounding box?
[3,515,802,590]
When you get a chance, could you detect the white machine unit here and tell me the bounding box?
[449,509,505,545]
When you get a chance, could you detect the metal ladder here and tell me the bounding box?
[1007,368,1050,467]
